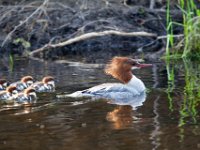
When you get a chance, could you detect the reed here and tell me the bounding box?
[166,0,200,59]
[166,0,173,58]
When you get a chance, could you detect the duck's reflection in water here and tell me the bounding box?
[106,105,141,129]
[106,90,147,129]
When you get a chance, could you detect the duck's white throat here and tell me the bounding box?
[126,75,145,93]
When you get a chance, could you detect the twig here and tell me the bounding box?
[157,34,184,39]
[29,30,157,56]
[49,2,75,13]
[137,34,184,52]
[1,0,49,47]
[0,8,15,23]
[137,39,158,52]
[149,0,155,9]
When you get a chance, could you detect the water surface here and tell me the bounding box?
[0,57,200,150]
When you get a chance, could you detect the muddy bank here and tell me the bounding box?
[0,0,183,61]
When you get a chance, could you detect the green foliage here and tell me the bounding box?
[166,0,200,59]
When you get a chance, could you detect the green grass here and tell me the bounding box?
[166,0,200,59]
[165,1,200,137]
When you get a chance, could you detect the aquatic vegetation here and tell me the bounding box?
[166,0,200,59]
[166,59,200,127]
[178,59,200,126]
[165,59,175,112]
[166,0,200,129]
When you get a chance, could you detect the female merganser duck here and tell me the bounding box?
[10,76,34,91]
[31,76,55,92]
[0,79,9,90]
[66,57,152,108]
[0,86,18,100]
[13,87,37,104]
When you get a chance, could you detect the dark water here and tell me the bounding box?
[0,57,200,150]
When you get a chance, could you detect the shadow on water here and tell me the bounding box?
[0,57,200,150]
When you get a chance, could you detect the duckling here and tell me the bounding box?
[0,86,18,100]
[0,79,9,90]
[13,87,37,104]
[10,76,34,91]
[31,76,55,92]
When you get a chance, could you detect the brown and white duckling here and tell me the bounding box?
[10,76,34,91]
[0,86,18,100]
[31,76,55,92]
[13,87,37,104]
[0,79,9,90]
